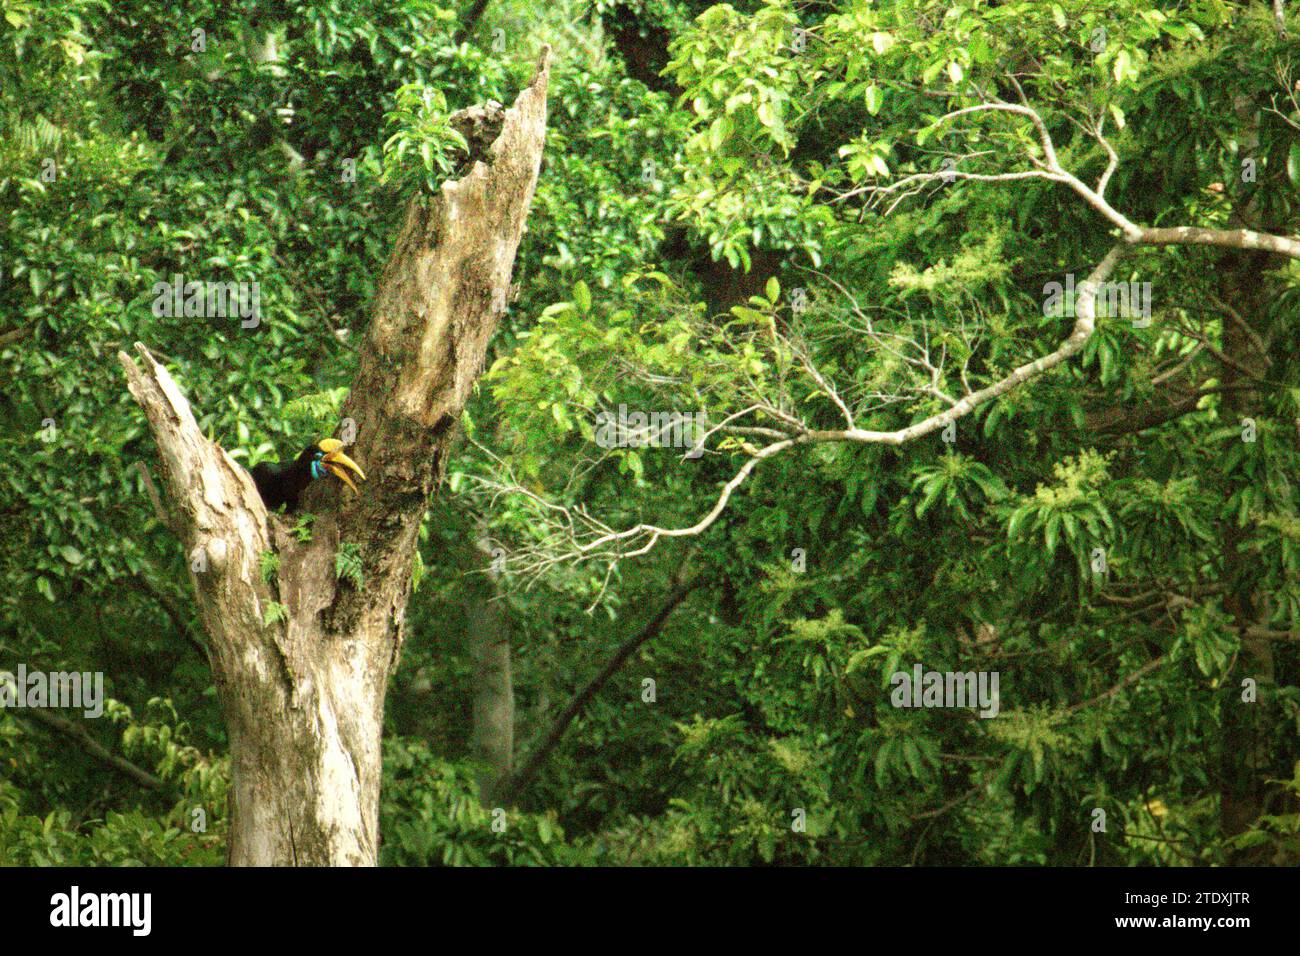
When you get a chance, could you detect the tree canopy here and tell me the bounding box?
[1,0,1297,866]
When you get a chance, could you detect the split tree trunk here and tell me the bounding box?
[118,50,551,866]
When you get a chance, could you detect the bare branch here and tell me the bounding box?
[856,98,1300,259]
[483,246,1126,574]
[15,707,167,791]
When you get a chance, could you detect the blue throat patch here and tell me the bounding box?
[311,460,326,480]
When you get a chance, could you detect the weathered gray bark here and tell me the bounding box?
[467,541,513,807]
[118,49,551,866]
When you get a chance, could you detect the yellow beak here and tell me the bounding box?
[318,438,367,494]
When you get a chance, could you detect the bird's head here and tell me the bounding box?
[304,438,367,494]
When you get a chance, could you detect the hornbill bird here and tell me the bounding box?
[250,438,367,512]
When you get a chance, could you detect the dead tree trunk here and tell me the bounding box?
[118,49,551,866]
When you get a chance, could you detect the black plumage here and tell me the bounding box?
[250,444,319,512]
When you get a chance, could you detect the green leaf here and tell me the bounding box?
[765,276,780,302]
[572,281,592,314]
[730,306,768,324]
[1045,513,1061,554]
[864,85,883,116]
[903,738,923,778]
[1113,49,1132,84]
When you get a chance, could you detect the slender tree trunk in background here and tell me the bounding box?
[454,0,493,45]
[1217,244,1280,857]
[119,50,551,865]
[1217,87,1283,859]
[468,540,513,807]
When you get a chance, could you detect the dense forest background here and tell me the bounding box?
[2,0,1298,866]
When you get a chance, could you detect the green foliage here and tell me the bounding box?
[410,548,425,594]
[0,801,220,867]
[1007,450,1116,561]
[382,84,469,194]
[0,698,227,865]
[335,542,364,589]
[1227,763,1300,862]
[380,738,586,866]
[291,513,316,544]
[2,0,1296,868]
[911,452,1009,522]
[259,550,280,584]
[281,388,350,438]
